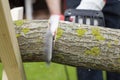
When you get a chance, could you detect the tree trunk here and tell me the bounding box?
[14,20,120,73]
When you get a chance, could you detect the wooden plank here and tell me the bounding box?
[2,6,24,80]
[0,0,26,80]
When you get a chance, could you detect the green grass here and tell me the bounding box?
[0,62,77,80]
[0,64,3,79]
[0,63,107,80]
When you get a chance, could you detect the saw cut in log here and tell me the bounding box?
[14,20,120,73]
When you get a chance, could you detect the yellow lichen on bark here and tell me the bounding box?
[22,28,30,34]
[91,27,105,41]
[56,28,64,40]
[14,20,25,26]
[85,47,100,56]
[76,28,87,37]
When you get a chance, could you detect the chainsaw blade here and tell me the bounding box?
[45,28,53,64]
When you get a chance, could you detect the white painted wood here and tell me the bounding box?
[10,7,24,21]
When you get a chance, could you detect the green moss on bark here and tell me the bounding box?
[76,28,87,37]
[14,20,25,26]
[91,27,105,41]
[85,47,100,56]
[16,33,21,37]
[56,28,63,40]
[22,28,30,34]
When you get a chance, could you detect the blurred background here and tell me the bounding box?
[9,0,66,19]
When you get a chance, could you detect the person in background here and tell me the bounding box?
[66,0,120,80]
[46,0,61,16]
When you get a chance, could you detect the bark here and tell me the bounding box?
[15,20,120,73]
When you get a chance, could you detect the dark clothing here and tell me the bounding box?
[103,0,120,29]
[66,0,120,80]
[66,0,80,9]
[77,68,103,80]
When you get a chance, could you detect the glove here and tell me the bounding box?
[49,15,60,36]
[76,0,106,10]
[49,14,64,36]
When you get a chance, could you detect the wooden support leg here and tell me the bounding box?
[2,6,24,80]
[0,0,26,80]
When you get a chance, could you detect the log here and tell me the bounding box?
[14,20,120,73]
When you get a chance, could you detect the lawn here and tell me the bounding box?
[0,62,77,80]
